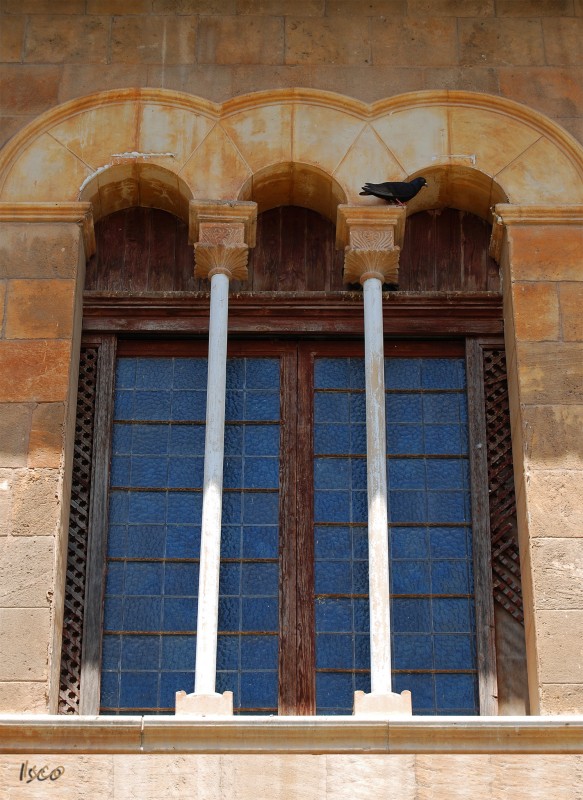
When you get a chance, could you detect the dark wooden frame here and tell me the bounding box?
[75,329,502,716]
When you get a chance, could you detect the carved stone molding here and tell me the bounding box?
[488,203,583,262]
[0,201,96,257]
[336,205,406,285]
[190,200,257,282]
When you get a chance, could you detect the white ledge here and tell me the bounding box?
[1,716,582,755]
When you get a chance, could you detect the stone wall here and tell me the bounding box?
[1,0,582,151]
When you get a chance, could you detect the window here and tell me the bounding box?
[59,206,526,717]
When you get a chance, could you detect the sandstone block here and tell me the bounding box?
[0,681,47,713]
[1,0,85,10]
[527,469,583,538]
[371,17,457,66]
[425,66,499,93]
[499,67,583,121]
[325,0,405,14]
[87,0,152,11]
[496,0,574,13]
[459,18,544,66]
[0,280,5,330]
[0,403,31,468]
[512,281,559,342]
[153,0,236,11]
[0,65,62,115]
[0,536,54,607]
[58,64,150,103]
[531,538,583,609]
[537,610,583,683]
[543,18,583,67]
[237,0,324,13]
[508,225,583,282]
[147,64,233,102]
[516,342,582,405]
[28,402,66,469]
[560,282,583,341]
[199,15,283,65]
[325,755,415,800]
[416,755,493,799]
[5,279,76,340]
[111,15,197,65]
[523,404,583,470]
[408,0,493,14]
[0,223,83,280]
[0,15,24,62]
[0,469,13,536]
[24,15,108,64]
[0,608,49,681]
[0,116,32,150]
[0,341,72,403]
[8,468,62,537]
[309,65,424,102]
[540,684,583,715]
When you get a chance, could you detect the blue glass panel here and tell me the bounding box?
[316,634,353,669]
[394,673,435,711]
[160,672,194,708]
[244,425,279,455]
[315,599,352,632]
[241,597,278,631]
[103,597,123,631]
[105,562,124,595]
[245,392,279,421]
[426,458,465,490]
[161,635,196,670]
[217,635,239,670]
[391,527,429,559]
[128,491,166,524]
[351,491,368,523]
[119,671,158,708]
[123,597,162,631]
[135,357,174,389]
[386,393,423,423]
[125,563,163,596]
[115,358,137,389]
[101,635,121,670]
[226,358,245,389]
[423,424,463,455]
[314,359,350,389]
[218,597,240,630]
[348,359,365,388]
[352,561,368,593]
[130,456,168,488]
[314,393,350,423]
[169,424,205,455]
[434,635,475,670]
[391,599,432,632]
[431,560,470,594]
[349,393,366,421]
[350,424,367,454]
[315,527,350,559]
[114,390,134,419]
[215,672,239,707]
[240,635,278,669]
[242,526,278,559]
[432,598,472,633]
[314,491,350,523]
[435,674,477,711]
[220,563,241,595]
[112,424,132,453]
[223,457,242,488]
[423,394,461,424]
[171,391,206,420]
[241,563,278,596]
[388,458,426,490]
[221,526,241,558]
[387,425,424,454]
[165,525,200,558]
[391,561,431,595]
[240,671,278,708]
[162,597,197,632]
[354,634,370,669]
[427,491,470,523]
[421,358,465,389]
[166,492,201,523]
[164,563,199,596]
[353,529,368,559]
[133,391,172,420]
[132,424,169,455]
[121,635,160,669]
[168,457,204,489]
[392,634,433,670]
[243,457,279,489]
[100,669,120,707]
[314,424,350,455]
[224,425,243,455]
[389,491,427,523]
[429,527,470,559]
[245,359,280,390]
[173,358,207,389]
[109,490,130,524]
[315,561,352,594]
[385,359,421,389]
[351,458,367,490]
[223,492,243,524]
[316,673,353,709]
[314,458,350,490]
[242,493,278,524]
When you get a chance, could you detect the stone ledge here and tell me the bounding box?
[1,715,582,755]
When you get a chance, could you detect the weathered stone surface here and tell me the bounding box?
[58,63,150,103]
[531,538,583,609]
[0,65,62,115]
[459,18,545,66]
[416,755,493,799]
[512,281,559,341]
[28,403,65,469]
[5,279,76,340]
[326,755,416,800]
[508,227,583,284]
[408,0,493,14]
[516,342,582,405]
[0,15,24,62]
[87,0,152,11]
[523,404,583,469]
[496,0,574,14]
[425,66,499,93]
[147,64,233,102]
[543,18,583,67]
[0,681,47,713]
[1,0,85,10]
[0,608,49,681]
[110,15,197,65]
[0,403,31,468]
[0,469,13,536]
[153,0,236,11]
[560,282,583,341]
[492,755,582,799]
[286,16,370,65]
[0,755,114,796]
[8,468,62,537]
[238,0,324,13]
[527,469,583,538]
[371,17,457,66]
[199,15,284,65]
[499,66,583,119]
[0,536,54,607]
[0,341,72,403]
[537,610,583,683]
[540,684,583,715]
[24,15,108,64]
[0,223,82,280]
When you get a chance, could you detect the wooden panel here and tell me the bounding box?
[400,209,500,292]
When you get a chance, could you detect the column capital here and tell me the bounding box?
[189,200,258,282]
[336,205,406,286]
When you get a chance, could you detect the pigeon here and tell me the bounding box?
[359,177,427,205]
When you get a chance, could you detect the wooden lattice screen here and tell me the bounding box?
[58,345,99,714]
[482,346,524,624]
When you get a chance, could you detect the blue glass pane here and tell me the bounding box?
[245,359,279,389]
[160,672,194,708]
[119,671,158,708]
[314,393,350,423]
[169,424,205,455]
[162,598,197,632]
[391,527,429,559]
[421,358,465,389]
[217,635,239,670]
[125,563,164,595]
[243,457,279,489]
[315,561,352,594]
[171,391,206,420]
[435,674,477,711]
[314,359,350,389]
[161,636,196,670]
[385,359,421,389]
[115,358,136,389]
[434,635,475,669]
[241,598,278,631]
[314,458,350,490]
[121,635,160,669]
[173,358,207,389]
[240,671,278,708]
[316,634,353,669]
[392,634,433,670]
[165,525,200,558]
[388,458,426,489]
[316,673,354,710]
[240,635,278,669]
[315,527,351,559]
[244,425,279,455]
[242,527,278,559]
[386,394,423,423]
[101,635,121,670]
[391,561,431,595]
[245,392,279,421]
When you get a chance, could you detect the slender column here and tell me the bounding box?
[337,205,412,717]
[176,201,256,716]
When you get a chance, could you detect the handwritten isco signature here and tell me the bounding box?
[19,762,65,783]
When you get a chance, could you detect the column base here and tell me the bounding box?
[353,690,413,717]
[175,691,233,716]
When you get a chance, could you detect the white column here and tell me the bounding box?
[195,268,230,697]
[362,273,392,695]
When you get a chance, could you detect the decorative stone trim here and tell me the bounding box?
[0,201,96,257]
[336,205,406,285]
[191,201,257,282]
[489,203,583,262]
[1,715,582,755]
[189,200,257,247]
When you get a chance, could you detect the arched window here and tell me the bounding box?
[60,204,527,716]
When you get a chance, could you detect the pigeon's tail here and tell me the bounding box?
[359,189,372,196]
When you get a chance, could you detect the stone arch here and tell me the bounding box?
[1,87,582,219]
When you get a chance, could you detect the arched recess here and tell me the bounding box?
[1,87,582,221]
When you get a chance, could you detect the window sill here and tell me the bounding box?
[1,715,582,755]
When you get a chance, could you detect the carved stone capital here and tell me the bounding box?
[189,200,257,283]
[336,205,406,285]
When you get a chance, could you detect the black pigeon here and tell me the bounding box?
[359,177,427,205]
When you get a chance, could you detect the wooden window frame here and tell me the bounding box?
[67,306,502,717]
